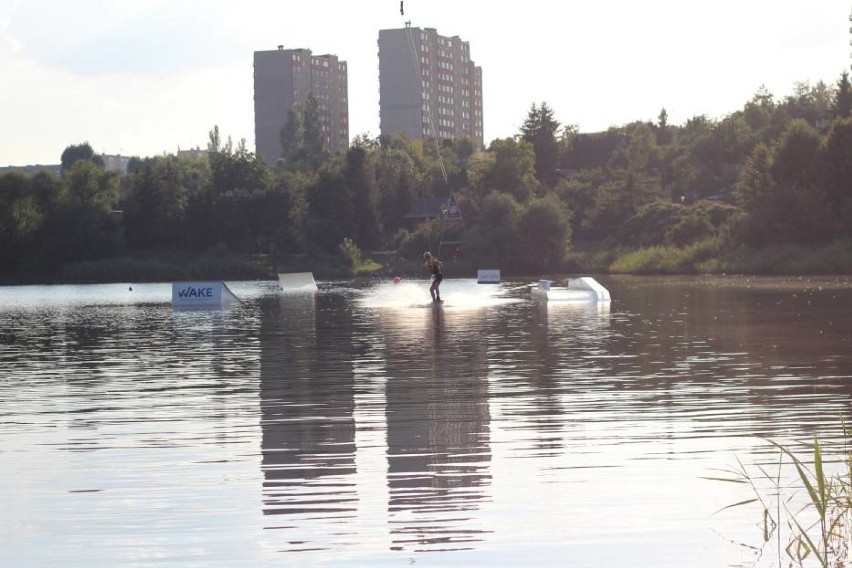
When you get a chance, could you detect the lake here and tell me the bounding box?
[1,275,851,567]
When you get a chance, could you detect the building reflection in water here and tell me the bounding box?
[529,298,613,452]
[375,305,492,552]
[258,290,493,553]
[259,291,359,549]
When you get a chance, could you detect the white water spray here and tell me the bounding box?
[359,279,519,309]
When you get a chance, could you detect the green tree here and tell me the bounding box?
[609,200,684,247]
[516,194,571,272]
[664,201,736,247]
[269,170,309,253]
[0,173,38,269]
[554,169,604,238]
[821,117,852,233]
[469,138,539,203]
[65,160,120,211]
[279,107,304,163]
[306,162,356,253]
[198,126,276,252]
[126,156,145,175]
[302,93,327,169]
[743,87,775,134]
[374,142,420,242]
[834,71,852,119]
[656,108,672,145]
[783,81,834,128]
[770,119,833,244]
[276,93,329,172]
[464,191,521,268]
[733,143,778,245]
[613,122,662,174]
[42,161,124,264]
[124,155,211,251]
[60,142,104,176]
[771,119,820,190]
[344,144,380,249]
[674,114,753,200]
[520,102,561,188]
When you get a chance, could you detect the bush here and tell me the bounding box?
[399,219,443,260]
[338,237,362,274]
[609,200,683,247]
[338,237,382,276]
[609,246,691,274]
[713,239,852,274]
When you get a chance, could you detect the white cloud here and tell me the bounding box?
[1,0,850,164]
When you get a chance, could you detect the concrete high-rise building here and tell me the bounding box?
[253,46,349,165]
[378,26,483,147]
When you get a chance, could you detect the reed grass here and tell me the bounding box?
[711,435,852,567]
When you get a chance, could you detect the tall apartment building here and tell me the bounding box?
[253,46,349,165]
[378,26,483,147]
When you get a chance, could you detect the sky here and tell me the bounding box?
[1,0,850,166]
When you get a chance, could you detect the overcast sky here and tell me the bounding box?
[1,0,850,166]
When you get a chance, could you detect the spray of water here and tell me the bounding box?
[359,279,519,309]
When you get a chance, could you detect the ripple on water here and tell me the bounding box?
[1,277,852,566]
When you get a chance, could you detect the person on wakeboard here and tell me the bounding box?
[423,252,443,302]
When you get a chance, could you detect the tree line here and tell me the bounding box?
[1,73,851,282]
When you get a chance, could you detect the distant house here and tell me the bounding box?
[0,164,61,177]
[403,196,448,226]
[100,154,130,173]
[177,147,208,160]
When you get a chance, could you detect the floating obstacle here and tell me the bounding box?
[477,269,501,284]
[530,277,611,303]
[278,272,318,292]
[172,281,241,308]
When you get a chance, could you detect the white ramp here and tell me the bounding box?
[278,272,318,292]
[567,277,611,302]
[530,277,610,303]
[172,281,241,308]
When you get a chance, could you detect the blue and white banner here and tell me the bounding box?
[477,269,501,283]
[172,282,240,307]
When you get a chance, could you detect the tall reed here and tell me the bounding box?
[711,436,852,567]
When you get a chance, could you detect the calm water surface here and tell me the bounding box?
[1,276,851,567]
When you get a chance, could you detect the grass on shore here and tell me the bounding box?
[4,238,852,285]
[602,238,852,275]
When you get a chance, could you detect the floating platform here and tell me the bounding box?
[278,272,318,292]
[530,277,611,303]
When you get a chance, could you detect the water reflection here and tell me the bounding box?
[258,292,494,553]
[259,291,358,529]
[0,287,264,568]
[604,276,852,440]
[3,277,852,567]
[377,305,492,552]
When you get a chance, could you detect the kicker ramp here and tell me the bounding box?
[278,272,318,292]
